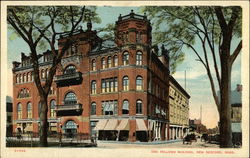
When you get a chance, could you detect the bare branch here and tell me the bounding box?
[229,40,242,66]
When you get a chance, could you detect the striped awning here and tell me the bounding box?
[136,119,147,131]
[104,119,118,130]
[93,119,108,131]
[116,119,129,131]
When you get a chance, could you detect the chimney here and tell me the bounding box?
[236,84,242,92]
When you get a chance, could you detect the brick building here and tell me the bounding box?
[12,11,171,142]
[169,76,190,139]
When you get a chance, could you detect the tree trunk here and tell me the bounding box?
[219,53,232,148]
[39,95,49,147]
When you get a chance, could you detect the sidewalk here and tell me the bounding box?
[98,139,182,145]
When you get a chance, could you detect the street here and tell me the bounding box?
[96,138,219,149]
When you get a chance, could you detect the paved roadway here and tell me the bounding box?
[96,138,219,148]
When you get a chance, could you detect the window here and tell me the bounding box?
[102,100,117,115]
[136,76,143,90]
[92,59,96,71]
[41,70,45,79]
[122,100,129,114]
[16,75,19,83]
[101,77,118,93]
[91,102,96,115]
[91,81,97,94]
[123,52,129,65]
[114,78,118,92]
[136,100,142,114]
[71,44,78,55]
[17,103,22,119]
[136,51,143,65]
[64,92,77,105]
[101,57,106,69]
[50,100,56,118]
[27,72,31,82]
[18,88,30,98]
[23,73,26,82]
[107,56,112,68]
[19,74,22,83]
[45,69,49,79]
[123,76,129,91]
[155,105,160,114]
[27,102,32,118]
[64,65,76,74]
[114,55,118,67]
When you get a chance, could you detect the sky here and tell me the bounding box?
[6,6,242,129]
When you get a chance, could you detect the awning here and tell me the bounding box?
[25,125,33,132]
[136,119,148,131]
[104,119,118,130]
[149,121,154,130]
[232,123,242,133]
[93,119,108,131]
[116,119,129,131]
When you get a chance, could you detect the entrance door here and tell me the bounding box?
[64,120,77,138]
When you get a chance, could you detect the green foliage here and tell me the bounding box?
[7,6,100,53]
[141,6,242,73]
[97,23,115,40]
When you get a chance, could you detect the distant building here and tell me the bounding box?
[231,84,242,144]
[6,96,13,136]
[169,76,190,139]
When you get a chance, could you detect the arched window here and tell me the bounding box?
[92,59,96,71]
[64,65,76,74]
[107,56,112,68]
[136,51,143,65]
[136,76,143,90]
[64,92,77,105]
[45,69,49,79]
[17,103,22,119]
[136,100,142,114]
[122,100,129,114]
[50,100,56,118]
[19,74,22,83]
[64,120,77,131]
[16,75,19,83]
[27,102,32,118]
[91,81,97,94]
[123,76,129,91]
[123,52,129,65]
[27,72,31,82]
[91,102,96,115]
[101,57,106,69]
[113,55,118,67]
[23,73,26,82]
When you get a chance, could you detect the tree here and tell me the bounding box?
[142,6,242,147]
[7,6,100,147]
